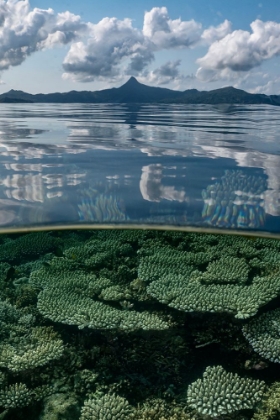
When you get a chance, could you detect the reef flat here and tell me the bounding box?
[0,229,279,419]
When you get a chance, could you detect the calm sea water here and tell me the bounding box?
[0,104,280,419]
[0,102,280,234]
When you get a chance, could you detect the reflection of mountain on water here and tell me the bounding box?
[122,104,143,129]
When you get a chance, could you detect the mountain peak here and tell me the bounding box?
[122,76,140,87]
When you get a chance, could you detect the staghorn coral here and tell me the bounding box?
[0,292,64,374]
[98,285,131,301]
[242,308,280,363]
[29,258,104,292]
[31,249,168,331]
[187,365,265,417]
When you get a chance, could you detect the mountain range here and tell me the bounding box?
[0,76,279,106]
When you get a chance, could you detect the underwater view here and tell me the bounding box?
[0,229,279,419]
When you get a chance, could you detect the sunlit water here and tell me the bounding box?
[0,103,279,236]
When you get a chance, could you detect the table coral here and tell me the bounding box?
[242,308,280,363]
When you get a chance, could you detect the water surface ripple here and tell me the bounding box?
[0,103,279,235]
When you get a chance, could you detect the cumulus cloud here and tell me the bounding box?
[3,2,280,91]
[0,0,88,70]
[141,60,197,90]
[196,67,241,82]
[197,19,280,81]
[201,19,232,44]
[143,7,202,49]
[144,60,182,85]
[62,17,154,82]
[247,74,280,95]
[63,7,204,82]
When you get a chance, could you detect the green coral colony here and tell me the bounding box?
[1,229,280,419]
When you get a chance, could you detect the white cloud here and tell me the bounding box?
[62,17,154,82]
[0,0,88,70]
[248,75,280,94]
[143,7,202,49]
[197,19,280,82]
[196,67,242,82]
[143,60,184,85]
[63,7,203,82]
[2,2,280,93]
[201,20,232,44]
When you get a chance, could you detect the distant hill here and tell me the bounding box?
[0,77,279,106]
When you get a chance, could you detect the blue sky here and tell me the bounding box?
[0,0,280,94]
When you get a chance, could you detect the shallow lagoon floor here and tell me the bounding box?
[0,229,279,419]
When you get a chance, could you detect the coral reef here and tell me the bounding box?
[146,272,280,319]
[0,383,32,408]
[80,392,133,419]
[0,326,64,372]
[141,233,280,318]
[252,382,280,420]
[242,308,280,363]
[0,229,278,419]
[0,232,61,263]
[187,365,265,417]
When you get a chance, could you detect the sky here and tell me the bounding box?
[0,0,280,94]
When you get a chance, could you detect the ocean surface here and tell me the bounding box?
[0,103,280,420]
[0,103,280,236]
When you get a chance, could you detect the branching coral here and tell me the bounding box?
[0,327,64,372]
[187,365,265,417]
[0,232,61,263]
[253,382,280,420]
[0,383,32,408]
[242,308,280,363]
[80,392,133,420]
